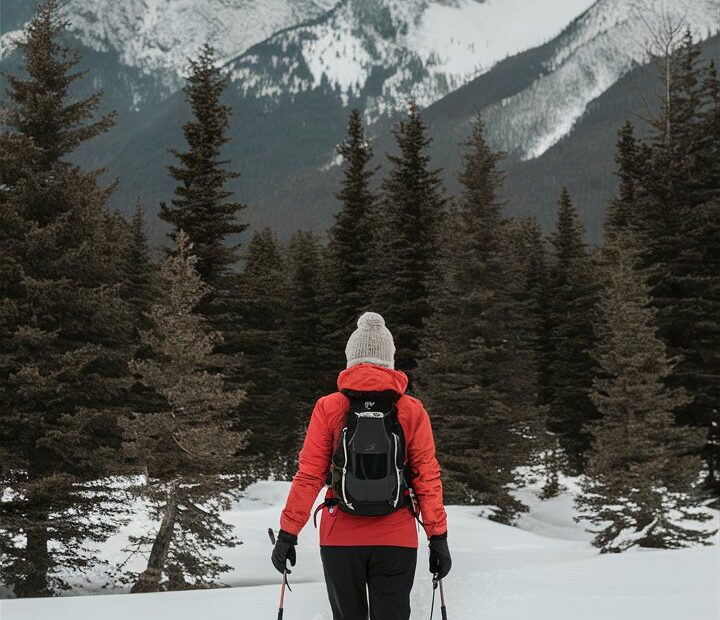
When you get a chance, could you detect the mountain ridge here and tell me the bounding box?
[1,0,718,245]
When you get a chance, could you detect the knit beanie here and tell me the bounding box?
[345,312,396,369]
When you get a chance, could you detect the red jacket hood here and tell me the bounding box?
[337,364,409,395]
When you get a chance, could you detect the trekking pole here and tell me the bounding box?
[268,528,288,620]
[439,578,448,620]
[430,574,448,620]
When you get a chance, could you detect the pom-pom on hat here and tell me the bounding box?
[345,312,396,369]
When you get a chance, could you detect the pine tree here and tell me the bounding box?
[370,101,446,376]
[323,109,377,357]
[121,204,156,329]
[284,231,332,470]
[605,122,641,240]
[633,33,720,497]
[0,0,133,595]
[159,44,246,288]
[670,56,720,495]
[417,114,533,520]
[502,217,557,497]
[545,188,598,474]
[232,228,289,467]
[120,232,247,592]
[577,233,713,551]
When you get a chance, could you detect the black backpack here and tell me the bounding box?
[329,389,409,516]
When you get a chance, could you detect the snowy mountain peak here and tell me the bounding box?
[227,0,598,122]
[1,0,339,96]
[482,0,720,160]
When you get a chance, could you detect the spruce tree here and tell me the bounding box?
[671,56,720,495]
[633,33,720,497]
[324,109,377,358]
[0,0,133,595]
[284,231,332,468]
[545,188,598,474]
[605,122,641,240]
[159,44,246,288]
[232,228,289,466]
[121,204,156,329]
[121,232,247,592]
[416,114,533,520]
[577,233,713,551]
[503,217,557,497]
[370,101,446,376]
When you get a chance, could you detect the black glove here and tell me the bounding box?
[271,529,297,574]
[428,532,451,579]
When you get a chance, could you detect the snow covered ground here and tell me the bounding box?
[1,480,718,620]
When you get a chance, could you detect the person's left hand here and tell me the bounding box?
[428,532,451,579]
[271,529,297,574]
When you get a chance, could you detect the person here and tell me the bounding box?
[271,311,451,620]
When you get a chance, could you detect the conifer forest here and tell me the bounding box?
[0,0,718,608]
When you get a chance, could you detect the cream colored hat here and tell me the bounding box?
[345,312,395,369]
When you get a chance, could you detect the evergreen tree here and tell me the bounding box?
[370,101,446,376]
[545,188,598,474]
[577,233,713,551]
[605,122,641,240]
[417,114,534,520]
[232,228,289,466]
[670,56,720,494]
[159,44,246,288]
[0,0,133,595]
[502,217,558,498]
[323,109,377,358]
[121,204,156,329]
[633,33,720,497]
[284,231,331,468]
[120,232,247,592]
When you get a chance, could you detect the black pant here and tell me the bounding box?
[320,546,417,620]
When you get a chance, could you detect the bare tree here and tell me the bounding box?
[631,0,690,140]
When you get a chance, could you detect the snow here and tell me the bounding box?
[0,30,24,61]
[229,0,597,120]
[2,0,337,96]
[70,0,337,76]
[405,0,597,83]
[1,479,718,619]
[483,0,720,159]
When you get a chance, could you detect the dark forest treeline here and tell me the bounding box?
[0,1,717,597]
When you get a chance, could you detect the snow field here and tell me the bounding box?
[1,480,718,619]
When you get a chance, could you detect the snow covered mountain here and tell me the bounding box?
[1,0,718,242]
[482,0,720,159]
[1,0,595,118]
[1,0,339,105]
[226,0,596,123]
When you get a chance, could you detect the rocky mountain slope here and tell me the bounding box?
[1,0,718,243]
[225,0,595,126]
[1,0,338,107]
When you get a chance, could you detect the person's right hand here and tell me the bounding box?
[428,532,451,579]
[271,529,297,574]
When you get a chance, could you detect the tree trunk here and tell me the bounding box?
[131,490,179,593]
[15,518,51,598]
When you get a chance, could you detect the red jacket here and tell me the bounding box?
[280,363,447,547]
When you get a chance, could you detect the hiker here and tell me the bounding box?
[271,311,451,620]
